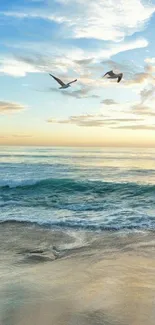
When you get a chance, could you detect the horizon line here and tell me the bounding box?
[0,144,155,149]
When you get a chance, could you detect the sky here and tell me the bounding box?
[0,0,155,147]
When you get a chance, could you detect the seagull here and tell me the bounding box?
[102,70,123,83]
[49,74,77,89]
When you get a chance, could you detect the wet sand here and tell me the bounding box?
[1,223,155,325]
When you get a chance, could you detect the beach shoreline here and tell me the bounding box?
[1,223,155,325]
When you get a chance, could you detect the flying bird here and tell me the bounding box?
[102,70,123,83]
[49,74,77,89]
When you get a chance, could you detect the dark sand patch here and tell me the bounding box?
[17,249,45,254]
[20,254,55,264]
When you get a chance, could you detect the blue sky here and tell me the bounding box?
[0,0,155,146]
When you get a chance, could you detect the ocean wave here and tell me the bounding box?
[0,179,40,188]
[1,217,155,231]
[0,177,155,196]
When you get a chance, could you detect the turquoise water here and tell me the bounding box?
[0,146,155,230]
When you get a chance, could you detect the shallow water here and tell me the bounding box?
[1,223,155,325]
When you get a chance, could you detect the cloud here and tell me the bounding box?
[124,72,150,86]
[120,61,155,88]
[96,38,148,61]
[145,57,155,64]
[12,134,33,138]
[74,59,93,66]
[3,52,80,78]
[102,59,138,73]
[73,38,149,64]
[144,63,155,74]
[16,54,75,73]
[101,99,117,105]
[0,101,25,113]
[1,0,154,41]
[0,57,40,77]
[134,110,155,117]
[132,104,151,111]
[58,88,99,99]
[0,1,153,86]
[0,11,69,24]
[132,104,155,116]
[0,37,148,78]
[60,0,155,41]
[36,85,100,99]
[80,57,155,89]
[112,124,155,130]
[47,114,143,127]
[140,86,155,103]
[0,52,85,77]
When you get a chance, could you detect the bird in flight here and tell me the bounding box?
[49,74,77,89]
[102,70,123,83]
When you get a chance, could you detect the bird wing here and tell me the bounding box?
[68,79,77,85]
[117,73,123,83]
[103,70,115,77]
[49,74,65,86]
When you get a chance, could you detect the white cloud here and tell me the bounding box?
[63,0,154,41]
[145,57,155,64]
[2,37,148,62]
[0,11,70,24]
[0,38,147,78]
[92,38,148,61]
[0,58,40,76]
[0,45,152,103]
[0,0,154,41]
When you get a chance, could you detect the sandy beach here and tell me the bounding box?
[1,222,155,325]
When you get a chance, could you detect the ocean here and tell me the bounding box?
[0,146,155,231]
[1,146,155,325]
